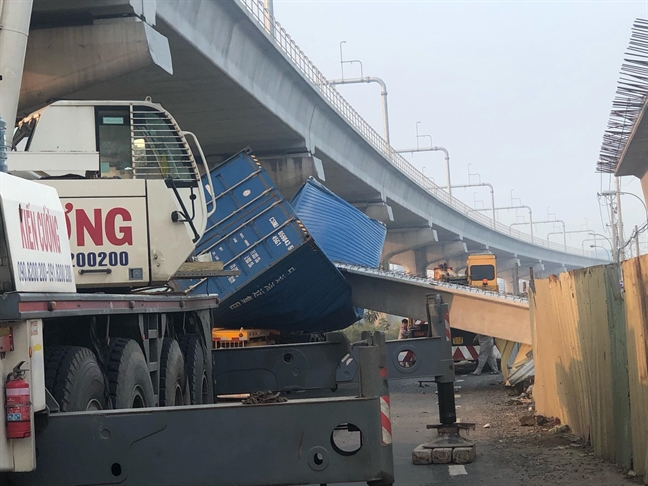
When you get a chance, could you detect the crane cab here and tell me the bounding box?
[9,100,213,288]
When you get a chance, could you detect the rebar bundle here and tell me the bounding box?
[597,18,648,174]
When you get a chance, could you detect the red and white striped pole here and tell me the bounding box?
[359,331,394,485]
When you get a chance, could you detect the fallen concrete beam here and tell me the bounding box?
[338,265,531,344]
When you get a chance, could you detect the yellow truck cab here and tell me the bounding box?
[466,253,498,291]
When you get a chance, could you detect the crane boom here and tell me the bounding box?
[0,0,33,143]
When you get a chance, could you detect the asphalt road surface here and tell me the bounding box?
[333,367,637,486]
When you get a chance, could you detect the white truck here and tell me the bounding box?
[0,1,395,484]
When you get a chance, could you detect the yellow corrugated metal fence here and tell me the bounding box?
[531,262,633,471]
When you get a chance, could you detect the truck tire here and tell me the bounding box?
[105,338,155,409]
[179,334,211,404]
[44,346,107,412]
[159,338,186,406]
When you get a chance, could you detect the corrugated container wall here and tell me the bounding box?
[290,178,387,268]
[177,150,358,333]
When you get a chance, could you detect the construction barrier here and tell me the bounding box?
[531,262,634,472]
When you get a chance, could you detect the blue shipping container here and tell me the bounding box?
[290,178,387,268]
[178,149,358,332]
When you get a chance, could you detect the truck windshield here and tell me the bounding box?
[470,264,495,281]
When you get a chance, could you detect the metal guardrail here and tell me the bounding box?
[238,0,598,259]
[335,262,529,304]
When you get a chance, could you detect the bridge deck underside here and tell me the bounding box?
[24,0,607,273]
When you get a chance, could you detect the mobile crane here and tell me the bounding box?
[0,1,395,485]
[432,253,499,291]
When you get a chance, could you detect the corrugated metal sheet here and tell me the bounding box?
[531,265,631,469]
[290,178,387,268]
[177,149,357,332]
[621,257,648,474]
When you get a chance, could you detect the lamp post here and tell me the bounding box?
[396,146,451,196]
[600,189,647,257]
[263,0,275,34]
[590,245,611,260]
[452,182,496,227]
[472,205,533,239]
[329,43,390,145]
[589,232,616,262]
[511,219,566,249]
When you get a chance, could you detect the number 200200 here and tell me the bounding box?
[71,251,130,268]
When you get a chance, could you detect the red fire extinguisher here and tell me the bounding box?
[6,361,30,439]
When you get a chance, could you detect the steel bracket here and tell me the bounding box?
[4,332,393,486]
[212,332,356,396]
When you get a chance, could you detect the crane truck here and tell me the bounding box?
[0,1,395,484]
[432,253,499,291]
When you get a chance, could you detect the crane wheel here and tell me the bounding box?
[105,338,155,409]
[159,338,187,406]
[44,346,107,412]
[179,334,211,404]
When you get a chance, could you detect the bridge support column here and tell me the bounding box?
[414,248,430,278]
[425,241,469,270]
[381,227,438,269]
[531,262,545,279]
[498,257,521,295]
[258,155,325,200]
[354,202,394,224]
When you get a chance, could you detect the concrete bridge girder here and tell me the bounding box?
[340,267,531,344]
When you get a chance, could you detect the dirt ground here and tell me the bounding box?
[379,367,639,486]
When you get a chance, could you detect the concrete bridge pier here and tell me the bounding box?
[258,154,325,200]
[498,257,522,294]
[381,227,438,270]
[388,239,469,278]
[531,262,546,279]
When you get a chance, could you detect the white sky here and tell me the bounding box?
[273,0,648,258]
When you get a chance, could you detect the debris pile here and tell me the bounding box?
[242,391,288,404]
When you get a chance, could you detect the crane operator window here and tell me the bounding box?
[96,106,197,184]
[96,108,134,179]
[131,107,195,184]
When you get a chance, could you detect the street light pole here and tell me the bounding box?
[472,205,533,239]
[616,177,625,261]
[547,226,581,251]
[263,0,275,34]
[589,232,615,261]
[511,219,565,249]
[451,182,496,227]
[590,245,611,260]
[396,146,452,196]
[599,188,648,258]
[331,43,390,145]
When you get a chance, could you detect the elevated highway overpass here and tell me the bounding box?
[21,0,607,289]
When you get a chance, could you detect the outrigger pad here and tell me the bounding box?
[412,423,476,465]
